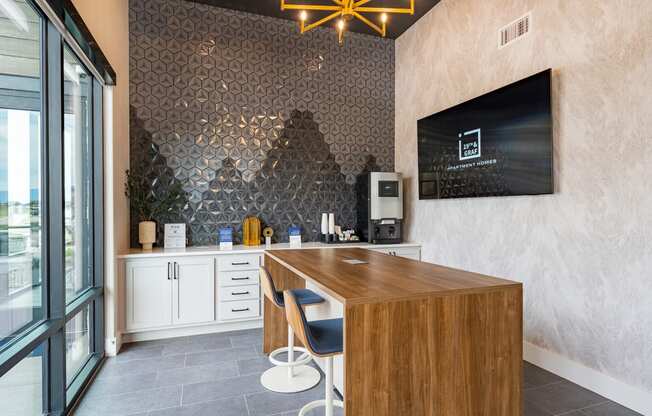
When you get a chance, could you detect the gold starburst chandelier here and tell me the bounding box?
[281,0,415,44]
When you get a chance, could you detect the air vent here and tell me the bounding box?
[499,13,531,48]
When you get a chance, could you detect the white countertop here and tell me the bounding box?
[117,241,421,259]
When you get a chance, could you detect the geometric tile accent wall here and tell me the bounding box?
[129,0,395,246]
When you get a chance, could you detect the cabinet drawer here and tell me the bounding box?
[219,284,260,302]
[219,270,259,287]
[395,247,420,261]
[218,299,260,321]
[217,254,260,271]
[370,247,421,261]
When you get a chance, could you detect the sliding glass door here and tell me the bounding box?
[0,0,105,414]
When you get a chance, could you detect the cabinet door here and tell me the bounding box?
[126,260,173,330]
[172,257,215,325]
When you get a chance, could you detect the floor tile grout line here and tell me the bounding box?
[82,383,179,401]
[179,389,264,408]
[106,351,187,365]
[95,360,241,386]
[244,394,251,416]
[553,399,611,416]
[144,403,184,414]
[115,345,254,365]
[523,380,565,391]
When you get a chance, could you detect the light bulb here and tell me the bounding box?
[337,18,345,31]
[381,13,388,23]
[300,10,307,21]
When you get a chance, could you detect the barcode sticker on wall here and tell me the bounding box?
[499,13,531,48]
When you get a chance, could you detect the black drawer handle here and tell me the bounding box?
[231,277,250,281]
[231,291,250,296]
[231,307,250,312]
[231,262,250,266]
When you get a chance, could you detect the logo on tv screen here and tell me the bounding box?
[458,128,481,160]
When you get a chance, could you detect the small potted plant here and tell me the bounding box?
[125,170,186,250]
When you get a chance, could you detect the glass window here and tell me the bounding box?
[0,0,44,347]
[63,46,93,303]
[0,342,44,415]
[65,305,91,385]
[0,2,106,413]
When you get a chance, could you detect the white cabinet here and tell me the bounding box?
[173,257,215,325]
[216,253,261,322]
[125,256,215,331]
[124,253,262,333]
[369,246,421,261]
[125,259,173,330]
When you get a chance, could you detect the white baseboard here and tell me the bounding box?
[121,319,263,344]
[104,333,122,357]
[524,342,652,416]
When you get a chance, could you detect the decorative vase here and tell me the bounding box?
[139,221,156,251]
[243,216,261,246]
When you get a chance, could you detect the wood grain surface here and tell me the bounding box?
[263,250,523,415]
[266,248,521,305]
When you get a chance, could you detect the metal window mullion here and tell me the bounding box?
[45,20,66,415]
[65,352,102,410]
[0,320,62,377]
[64,287,102,319]
[36,3,51,413]
[92,79,105,356]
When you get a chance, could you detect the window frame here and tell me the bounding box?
[0,0,108,413]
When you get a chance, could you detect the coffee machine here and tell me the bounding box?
[356,172,403,244]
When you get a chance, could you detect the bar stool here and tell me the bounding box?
[283,290,344,416]
[259,267,324,393]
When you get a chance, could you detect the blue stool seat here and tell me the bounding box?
[305,318,343,356]
[274,288,324,307]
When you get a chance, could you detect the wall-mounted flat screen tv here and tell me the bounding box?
[417,69,553,200]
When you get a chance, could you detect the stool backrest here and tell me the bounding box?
[259,267,282,308]
[283,290,317,356]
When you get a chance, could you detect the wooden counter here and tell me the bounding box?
[264,248,523,416]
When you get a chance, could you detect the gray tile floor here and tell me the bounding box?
[72,328,641,416]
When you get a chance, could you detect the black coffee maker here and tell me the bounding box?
[356,172,403,244]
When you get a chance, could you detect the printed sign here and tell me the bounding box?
[219,227,233,249]
[164,223,186,249]
[288,226,301,248]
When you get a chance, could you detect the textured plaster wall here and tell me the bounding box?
[395,0,652,392]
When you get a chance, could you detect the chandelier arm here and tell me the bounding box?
[301,10,342,33]
[352,11,385,36]
[356,0,414,14]
[331,0,344,4]
[353,0,372,7]
[282,3,342,12]
[355,6,413,14]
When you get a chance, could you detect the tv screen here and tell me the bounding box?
[417,69,553,200]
